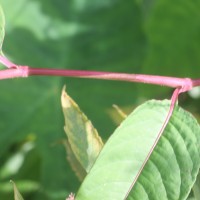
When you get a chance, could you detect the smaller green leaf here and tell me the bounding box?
[0,5,5,50]
[64,140,87,181]
[10,180,24,200]
[61,86,103,173]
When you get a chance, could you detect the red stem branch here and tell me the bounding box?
[0,55,198,92]
[28,67,194,92]
[0,65,199,93]
[192,79,200,87]
[0,66,29,79]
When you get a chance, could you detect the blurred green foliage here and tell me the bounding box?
[0,0,200,199]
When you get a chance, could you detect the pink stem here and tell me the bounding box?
[124,87,181,199]
[0,66,29,80]
[192,79,200,87]
[0,66,198,93]
[0,53,198,91]
[28,67,194,92]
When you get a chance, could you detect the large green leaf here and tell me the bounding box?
[75,100,200,200]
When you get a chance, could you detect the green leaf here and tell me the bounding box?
[64,140,87,181]
[61,86,103,173]
[11,180,24,200]
[75,100,200,200]
[0,5,5,50]
[192,172,200,200]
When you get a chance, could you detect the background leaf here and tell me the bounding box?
[75,100,200,200]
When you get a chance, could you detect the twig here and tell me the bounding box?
[0,65,197,93]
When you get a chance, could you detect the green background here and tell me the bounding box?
[0,0,200,199]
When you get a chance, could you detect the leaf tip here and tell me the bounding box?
[61,85,78,109]
[61,85,71,108]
